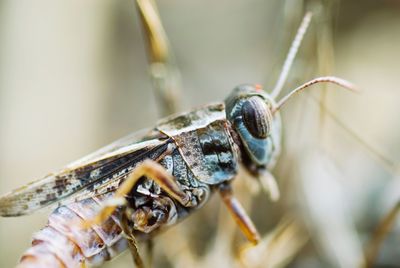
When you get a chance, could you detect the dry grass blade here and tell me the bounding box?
[136,0,182,116]
[365,201,400,267]
[294,149,365,268]
[240,216,308,268]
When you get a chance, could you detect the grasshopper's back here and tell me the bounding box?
[3,102,249,267]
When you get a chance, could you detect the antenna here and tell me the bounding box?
[272,76,358,113]
[271,12,313,99]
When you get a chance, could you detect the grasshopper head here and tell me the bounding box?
[225,84,281,169]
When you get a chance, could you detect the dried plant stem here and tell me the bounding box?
[365,201,400,268]
[136,0,182,116]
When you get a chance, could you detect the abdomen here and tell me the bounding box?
[18,194,127,268]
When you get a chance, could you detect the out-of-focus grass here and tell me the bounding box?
[0,1,400,267]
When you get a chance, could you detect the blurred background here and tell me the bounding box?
[0,0,399,267]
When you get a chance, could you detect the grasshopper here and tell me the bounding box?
[0,1,357,267]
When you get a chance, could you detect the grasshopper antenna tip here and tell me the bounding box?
[272,76,359,113]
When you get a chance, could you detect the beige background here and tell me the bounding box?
[0,1,399,267]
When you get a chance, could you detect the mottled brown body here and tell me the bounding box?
[12,103,253,267]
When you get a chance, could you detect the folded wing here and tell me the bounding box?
[0,130,171,216]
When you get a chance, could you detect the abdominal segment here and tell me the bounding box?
[19,194,127,268]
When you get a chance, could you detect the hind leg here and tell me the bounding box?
[82,160,189,228]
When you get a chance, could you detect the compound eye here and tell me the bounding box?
[241,96,272,139]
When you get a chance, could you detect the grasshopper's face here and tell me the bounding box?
[225,84,281,169]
